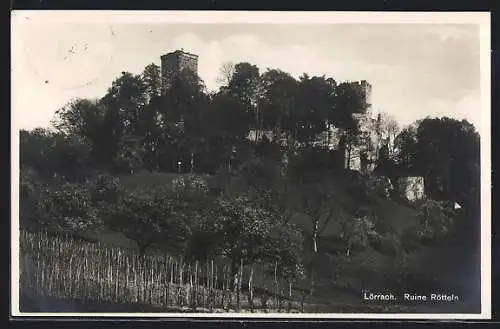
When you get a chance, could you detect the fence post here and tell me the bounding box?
[224,265,230,311]
[165,257,170,308]
[179,260,184,307]
[235,261,240,311]
[249,265,254,312]
[194,260,199,309]
[150,257,155,305]
[274,261,278,311]
[188,263,192,308]
[211,260,214,290]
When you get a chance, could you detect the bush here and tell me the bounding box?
[20,130,93,182]
[102,187,186,254]
[365,175,393,199]
[399,229,421,253]
[88,174,122,204]
[287,147,336,180]
[203,196,306,281]
[415,199,454,242]
[172,174,209,194]
[345,172,371,204]
[370,232,400,255]
[340,216,378,254]
[237,156,282,189]
[36,181,101,233]
[20,167,44,225]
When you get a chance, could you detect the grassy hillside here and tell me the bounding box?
[20,170,480,313]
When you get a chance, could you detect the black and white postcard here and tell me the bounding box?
[11,11,491,319]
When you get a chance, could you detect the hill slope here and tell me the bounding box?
[20,171,480,312]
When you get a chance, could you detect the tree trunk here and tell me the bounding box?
[312,219,319,254]
[248,266,254,312]
[134,240,148,256]
[254,107,260,143]
[230,260,239,291]
[326,122,331,148]
[346,145,352,170]
[306,219,320,304]
[190,151,195,173]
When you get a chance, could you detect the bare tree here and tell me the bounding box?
[216,62,236,87]
[368,111,400,162]
[379,112,400,158]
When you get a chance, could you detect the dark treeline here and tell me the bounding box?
[20,61,481,217]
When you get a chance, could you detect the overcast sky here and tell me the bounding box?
[12,12,489,134]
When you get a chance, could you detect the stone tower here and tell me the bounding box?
[360,80,372,108]
[160,49,199,94]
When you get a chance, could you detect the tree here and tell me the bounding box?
[20,128,92,181]
[88,173,122,205]
[227,62,263,140]
[136,96,162,171]
[52,98,105,143]
[36,181,101,233]
[258,69,299,144]
[206,91,253,171]
[291,179,337,256]
[285,177,343,301]
[20,167,44,227]
[238,155,287,212]
[160,69,209,173]
[55,133,93,181]
[207,195,304,285]
[171,174,212,231]
[103,72,147,135]
[291,74,334,147]
[112,135,145,174]
[102,187,184,255]
[340,215,377,256]
[334,81,370,133]
[333,81,370,168]
[383,113,400,158]
[142,63,162,100]
[415,117,480,214]
[370,112,400,160]
[137,63,163,170]
[394,125,419,172]
[216,61,236,87]
[90,72,148,170]
[415,200,454,243]
[20,128,59,179]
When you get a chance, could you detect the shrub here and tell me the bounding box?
[345,172,371,204]
[172,174,209,194]
[101,188,185,254]
[399,229,421,253]
[203,196,306,282]
[238,156,282,189]
[20,167,44,225]
[287,147,335,180]
[88,174,122,204]
[415,199,454,242]
[370,232,400,255]
[36,181,101,233]
[365,175,393,199]
[340,215,378,254]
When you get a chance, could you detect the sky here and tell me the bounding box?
[11,12,489,134]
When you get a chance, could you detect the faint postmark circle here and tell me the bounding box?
[23,25,116,91]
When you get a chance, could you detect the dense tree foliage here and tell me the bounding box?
[19,59,482,307]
